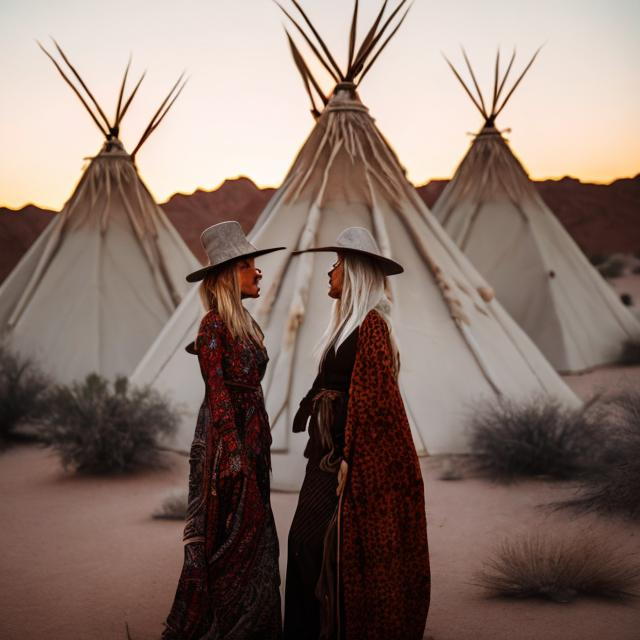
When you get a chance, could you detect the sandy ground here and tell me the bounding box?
[2,364,640,640]
[1,273,639,639]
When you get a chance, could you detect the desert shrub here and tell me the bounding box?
[560,392,640,519]
[619,340,640,366]
[37,374,178,474]
[468,398,599,481]
[474,531,640,602]
[588,254,607,267]
[152,489,188,520]
[597,256,626,279]
[0,344,50,442]
[438,456,464,481]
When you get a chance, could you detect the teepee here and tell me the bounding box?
[432,50,640,372]
[132,1,579,490]
[0,42,199,383]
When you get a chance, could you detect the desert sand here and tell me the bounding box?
[2,363,640,639]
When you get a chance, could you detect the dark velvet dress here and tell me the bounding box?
[283,328,358,640]
[162,308,282,640]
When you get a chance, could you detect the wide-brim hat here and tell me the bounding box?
[292,226,403,276]
[186,220,285,283]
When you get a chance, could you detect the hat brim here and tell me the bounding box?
[292,246,403,276]
[186,247,286,283]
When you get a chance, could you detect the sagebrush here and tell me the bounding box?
[37,374,179,473]
[153,489,188,520]
[597,256,626,279]
[619,340,640,366]
[468,397,599,481]
[559,392,640,519]
[474,531,640,602]
[0,344,50,442]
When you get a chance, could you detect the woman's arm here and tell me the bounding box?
[292,371,321,433]
[197,312,244,477]
[343,310,398,466]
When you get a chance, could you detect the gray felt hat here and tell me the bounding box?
[186,221,285,282]
[292,227,403,276]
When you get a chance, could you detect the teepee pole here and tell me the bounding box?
[442,53,486,119]
[275,1,341,82]
[37,41,109,137]
[494,46,542,119]
[349,0,389,78]
[114,56,132,127]
[287,0,345,80]
[357,3,411,85]
[461,48,487,118]
[351,0,407,79]
[116,70,146,127]
[493,48,516,109]
[490,49,500,115]
[285,30,328,118]
[131,74,186,158]
[51,39,112,131]
[347,0,359,71]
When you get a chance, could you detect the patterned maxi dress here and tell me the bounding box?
[162,308,282,640]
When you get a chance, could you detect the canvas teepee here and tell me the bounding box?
[432,49,640,372]
[0,42,200,383]
[132,1,579,490]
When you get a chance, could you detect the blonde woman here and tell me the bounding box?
[162,221,284,640]
[284,227,430,640]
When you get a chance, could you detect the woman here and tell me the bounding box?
[162,221,284,640]
[284,227,430,640]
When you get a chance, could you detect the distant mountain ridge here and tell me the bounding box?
[1,174,638,283]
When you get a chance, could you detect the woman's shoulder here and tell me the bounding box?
[198,308,226,334]
[361,309,389,335]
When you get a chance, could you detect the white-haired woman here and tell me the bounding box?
[163,221,284,640]
[283,228,430,640]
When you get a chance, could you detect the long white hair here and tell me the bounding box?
[316,252,399,372]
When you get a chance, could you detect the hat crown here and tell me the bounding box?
[335,227,380,255]
[200,221,257,268]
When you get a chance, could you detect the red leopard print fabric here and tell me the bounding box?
[341,310,430,640]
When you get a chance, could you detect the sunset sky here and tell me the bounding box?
[1,0,638,211]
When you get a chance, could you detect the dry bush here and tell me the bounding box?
[597,256,626,279]
[468,398,599,481]
[619,340,640,366]
[560,392,640,520]
[588,254,607,267]
[152,489,188,520]
[474,531,640,602]
[0,344,50,443]
[37,374,178,474]
[438,457,464,481]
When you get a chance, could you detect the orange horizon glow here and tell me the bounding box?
[1,0,639,212]
[3,168,639,214]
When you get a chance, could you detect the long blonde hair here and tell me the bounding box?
[316,252,399,372]
[199,263,263,344]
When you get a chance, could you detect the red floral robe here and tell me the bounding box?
[341,310,430,639]
[162,308,281,640]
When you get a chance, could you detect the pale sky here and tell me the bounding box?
[1,0,639,211]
